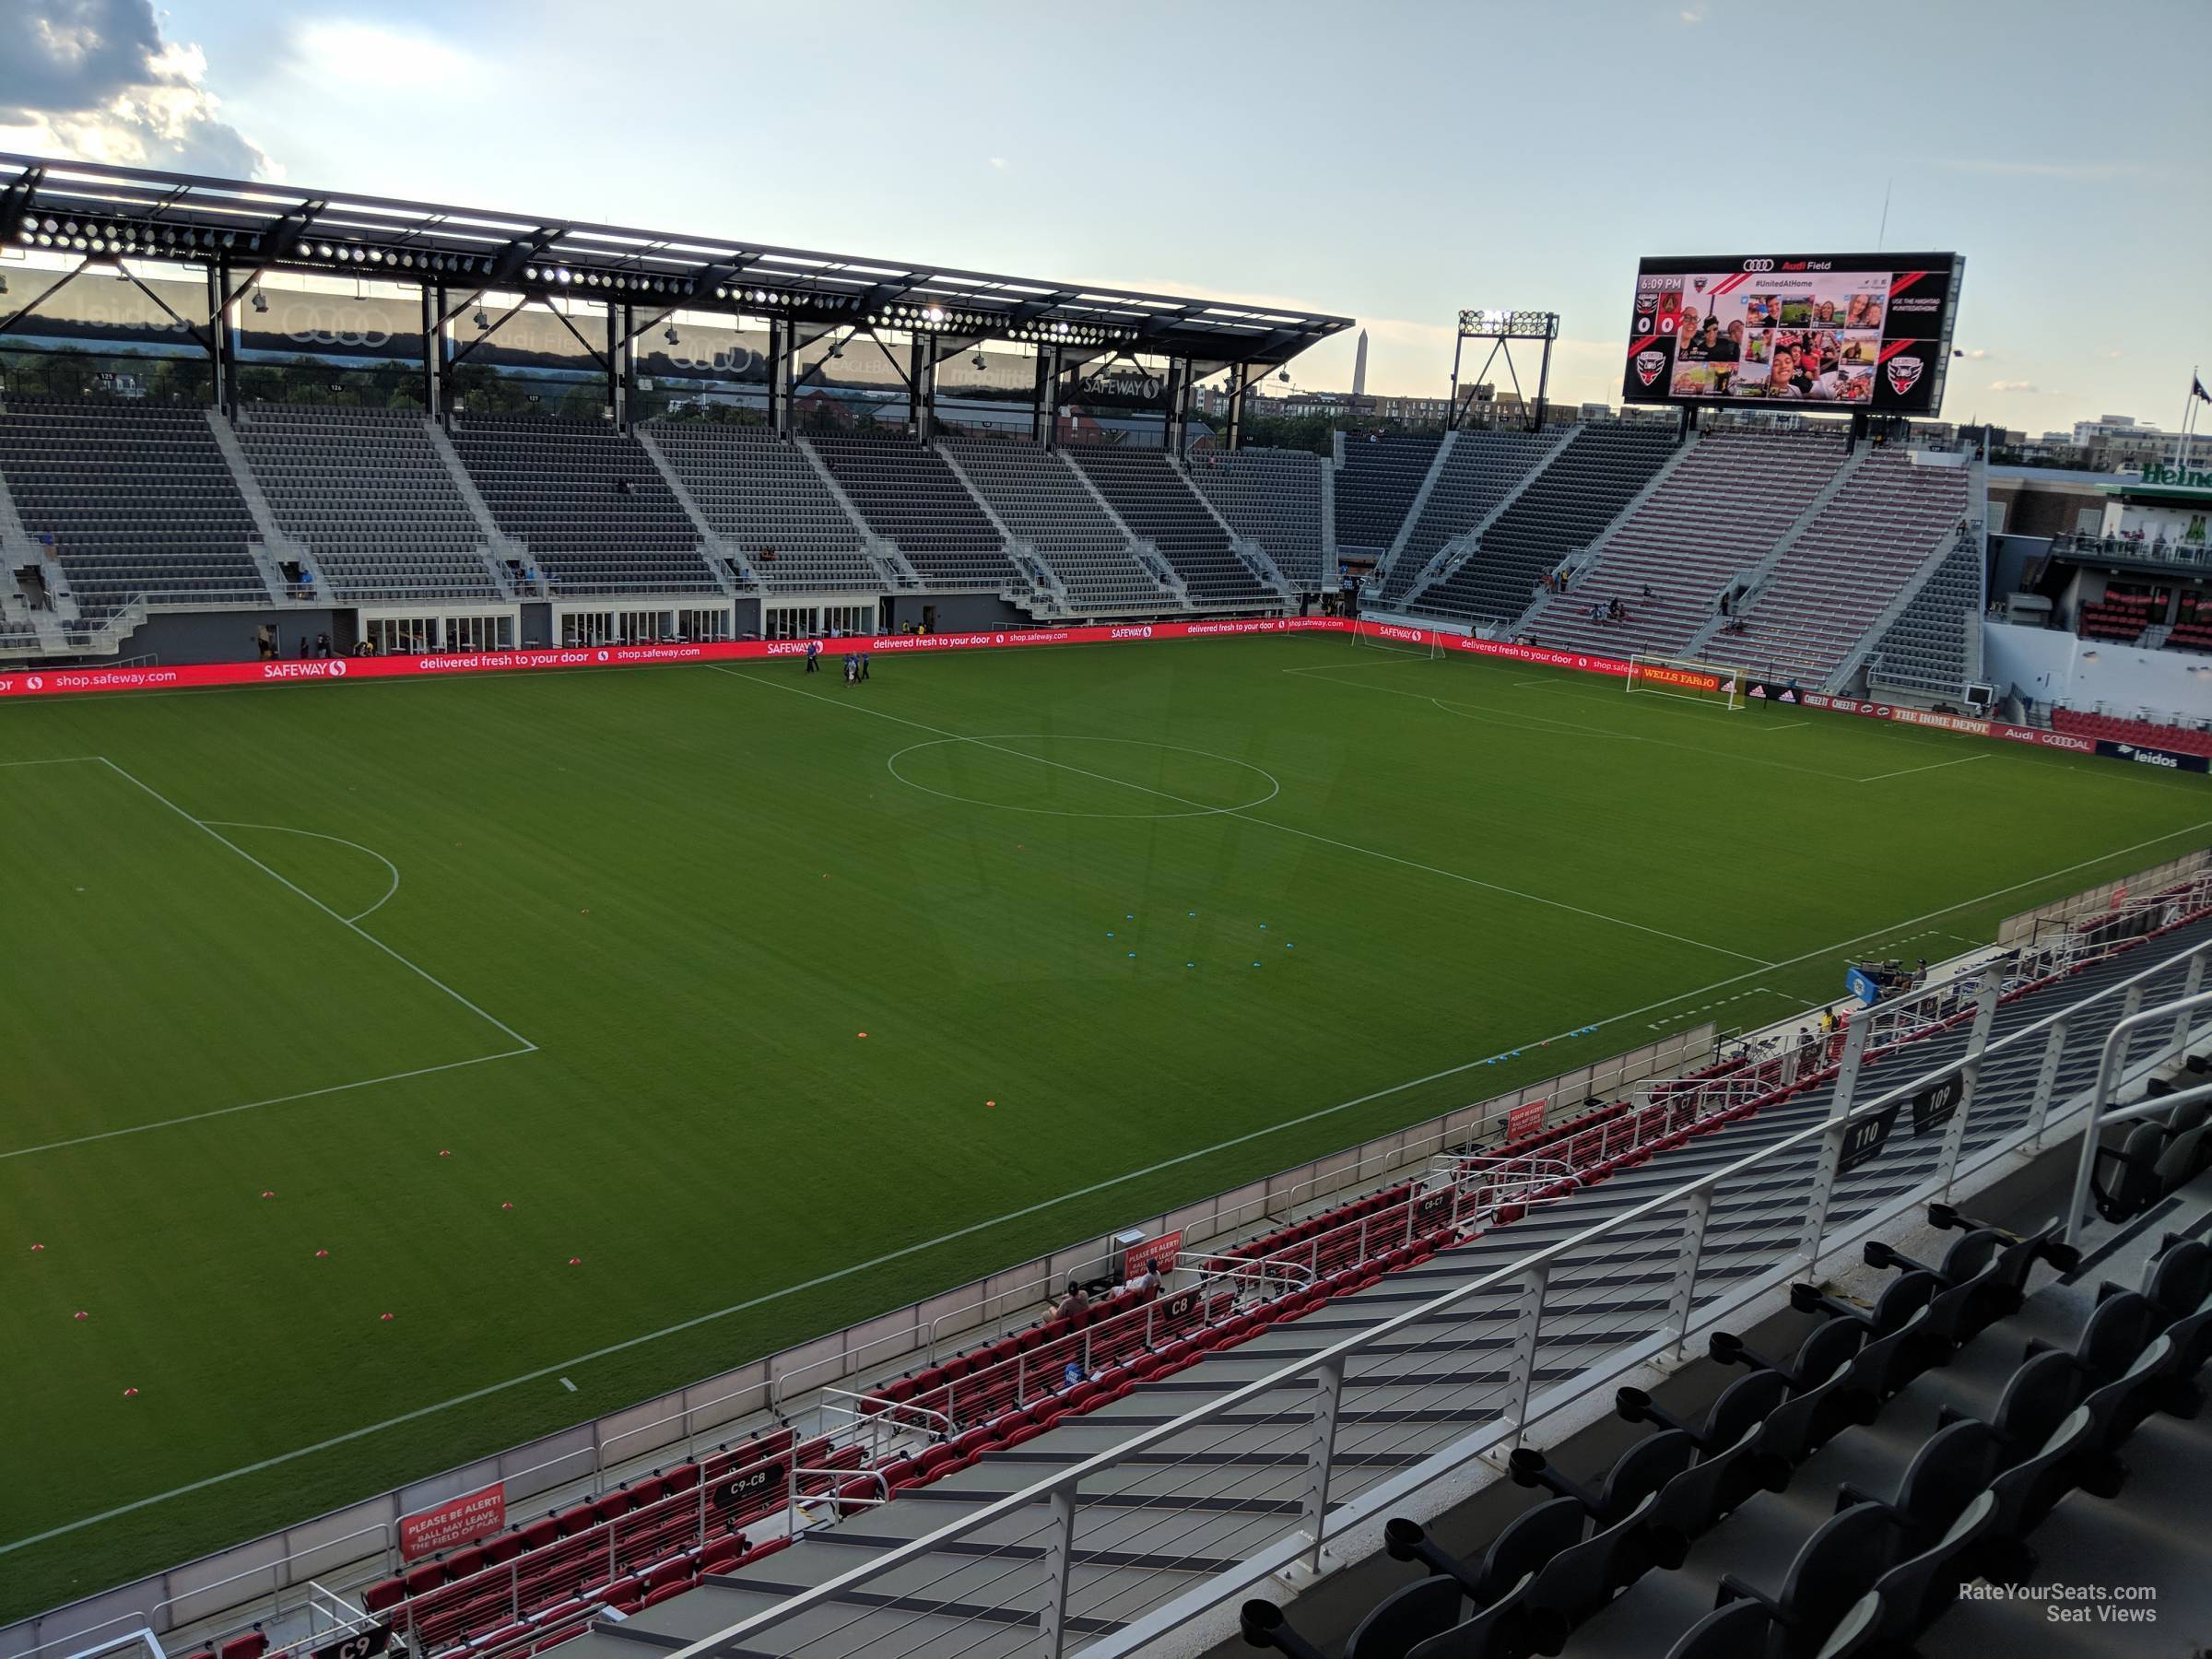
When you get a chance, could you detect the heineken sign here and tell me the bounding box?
[2134,463,2212,490]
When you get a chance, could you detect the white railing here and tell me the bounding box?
[653,917,2212,1659]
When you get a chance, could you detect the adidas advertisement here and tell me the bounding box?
[1622,252,1961,416]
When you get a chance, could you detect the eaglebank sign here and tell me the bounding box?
[0,619,2196,781]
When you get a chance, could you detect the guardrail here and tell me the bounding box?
[653,916,2212,1659]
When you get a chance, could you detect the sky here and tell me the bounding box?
[3,0,2207,435]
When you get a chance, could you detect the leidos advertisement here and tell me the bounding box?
[1623,253,1962,415]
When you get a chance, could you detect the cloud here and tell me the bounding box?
[2103,349,2124,360]
[988,156,1010,171]
[1679,7,1706,23]
[1989,380,2041,394]
[1934,159,2133,182]
[0,0,265,175]
[288,21,477,91]
[1959,347,1991,360]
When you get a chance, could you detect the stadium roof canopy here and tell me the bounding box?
[0,152,1351,369]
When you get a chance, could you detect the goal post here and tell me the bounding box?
[1353,621,1446,659]
[1625,653,1745,711]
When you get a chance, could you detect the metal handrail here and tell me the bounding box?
[2066,959,2212,1243]
[659,919,2212,1659]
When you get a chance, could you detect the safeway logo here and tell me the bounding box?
[328,658,348,677]
[1110,625,1153,640]
[1885,357,1924,395]
[25,675,41,691]
[595,650,609,663]
[1634,350,1665,387]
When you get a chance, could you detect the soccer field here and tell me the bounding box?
[4,632,2206,1618]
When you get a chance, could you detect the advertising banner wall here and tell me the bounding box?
[0,618,2194,785]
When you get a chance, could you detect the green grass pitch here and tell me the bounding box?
[2,632,2206,1617]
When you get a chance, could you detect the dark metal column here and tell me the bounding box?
[206,261,235,415]
[420,285,441,414]
[767,318,790,435]
[606,302,626,429]
[1225,363,1249,453]
[1039,346,1064,450]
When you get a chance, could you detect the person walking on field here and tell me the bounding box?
[859,651,871,683]
[805,638,820,674]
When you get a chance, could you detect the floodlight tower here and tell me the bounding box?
[1446,309,1559,433]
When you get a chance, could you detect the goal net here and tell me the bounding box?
[1625,653,1744,710]
[1354,622,1446,659]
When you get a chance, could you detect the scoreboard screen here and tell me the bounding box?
[1622,252,1962,416]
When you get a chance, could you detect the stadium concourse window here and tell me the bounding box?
[555,606,724,647]
[766,603,871,639]
[0,348,212,406]
[235,356,423,410]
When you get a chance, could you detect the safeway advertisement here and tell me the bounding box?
[0,618,2188,780]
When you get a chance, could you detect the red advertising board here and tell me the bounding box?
[0,614,2172,780]
[1124,1229,1183,1283]
[1505,1100,1547,1141]
[400,1482,506,1560]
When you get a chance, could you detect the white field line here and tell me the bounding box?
[9,810,2208,1556]
[1287,661,1862,782]
[716,667,1766,965]
[1855,753,1990,783]
[0,767,535,1159]
[10,799,2212,1555]
[0,755,107,767]
[99,759,535,1053]
[0,1051,535,1160]
[200,821,402,923]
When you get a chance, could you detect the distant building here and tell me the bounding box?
[1350,330,1369,399]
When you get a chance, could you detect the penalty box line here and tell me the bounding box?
[0,759,539,1159]
[10,807,2207,1556]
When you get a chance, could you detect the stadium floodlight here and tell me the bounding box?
[473,309,489,331]
[664,326,679,347]
[1456,308,1557,340]
[251,288,266,312]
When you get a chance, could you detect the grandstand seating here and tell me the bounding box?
[2169,594,2212,654]
[0,399,267,613]
[1522,430,1850,659]
[1244,1183,2212,1659]
[491,903,2210,1659]
[1333,435,1439,559]
[447,414,718,593]
[1869,534,1982,699]
[2077,589,2159,644]
[1378,429,1559,604]
[233,405,501,601]
[1065,443,1273,604]
[1187,447,1331,591]
[1708,453,1972,687]
[937,437,1163,609]
[804,434,1017,589]
[2050,708,2212,759]
[1410,425,1676,626]
[641,421,877,592]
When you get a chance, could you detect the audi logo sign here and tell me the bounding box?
[1740,258,1776,273]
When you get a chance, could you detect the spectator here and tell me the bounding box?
[1055,1281,1089,1324]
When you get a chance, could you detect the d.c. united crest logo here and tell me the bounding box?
[1885,357,1924,395]
[1634,350,1666,387]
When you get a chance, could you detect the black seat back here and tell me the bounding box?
[1645,1422,1786,1570]
[1665,1598,1776,1659]
[1703,1369,1792,1452]
[2142,1238,2212,1320]
[1888,1419,2001,1544]
[1988,1350,2085,1457]
[2076,1288,2158,1382]
[1475,1497,1583,1606]
[1524,1490,1657,1636]
[1404,1574,1534,1659]
[1346,1575,1465,1659]
[1816,1491,1998,1659]
[1595,1430,1696,1524]
[1984,1406,2092,1582]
